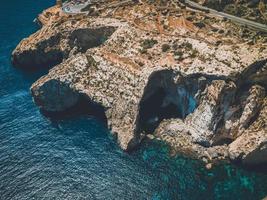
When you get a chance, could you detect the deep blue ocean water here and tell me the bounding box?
[0,1,267,199]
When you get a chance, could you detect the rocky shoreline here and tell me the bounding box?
[12,1,267,167]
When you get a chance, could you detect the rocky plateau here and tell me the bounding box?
[12,0,267,168]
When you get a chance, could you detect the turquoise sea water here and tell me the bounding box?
[0,1,267,199]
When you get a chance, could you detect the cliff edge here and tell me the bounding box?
[12,0,267,167]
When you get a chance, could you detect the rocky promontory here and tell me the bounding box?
[12,0,267,167]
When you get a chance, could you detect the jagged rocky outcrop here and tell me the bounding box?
[12,1,267,166]
[229,96,267,165]
[12,14,116,69]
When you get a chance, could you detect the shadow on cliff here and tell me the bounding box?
[232,160,267,174]
[41,95,108,127]
[135,69,201,136]
[11,26,117,71]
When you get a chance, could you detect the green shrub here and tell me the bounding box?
[141,39,158,49]
[162,44,171,52]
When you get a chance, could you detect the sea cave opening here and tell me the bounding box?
[136,71,198,135]
[137,87,183,134]
[41,94,108,127]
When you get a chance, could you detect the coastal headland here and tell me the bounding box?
[12,0,267,168]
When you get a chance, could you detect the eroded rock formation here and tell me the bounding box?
[12,1,267,166]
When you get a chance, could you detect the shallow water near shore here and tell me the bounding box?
[0,1,267,199]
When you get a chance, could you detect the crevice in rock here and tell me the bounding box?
[211,82,266,146]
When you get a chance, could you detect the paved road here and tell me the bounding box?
[183,0,267,32]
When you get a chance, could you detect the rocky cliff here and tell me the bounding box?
[12,0,267,167]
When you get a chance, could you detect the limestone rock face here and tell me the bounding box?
[239,86,265,129]
[36,6,65,26]
[155,119,229,162]
[12,1,267,166]
[12,16,117,69]
[185,80,236,146]
[229,98,267,165]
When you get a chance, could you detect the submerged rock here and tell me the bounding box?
[12,1,267,166]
